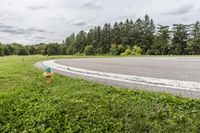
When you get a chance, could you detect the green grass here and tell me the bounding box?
[1,55,200,132]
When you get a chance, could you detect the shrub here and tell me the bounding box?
[118,44,126,54]
[110,44,126,55]
[84,45,95,55]
[120,46,142,56]
[120,48,131,56]
[131,46,142,55]
[110,44,119,55]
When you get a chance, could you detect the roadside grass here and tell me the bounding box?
[1,55,200,132]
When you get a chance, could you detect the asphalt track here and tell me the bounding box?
[35,57,200,99]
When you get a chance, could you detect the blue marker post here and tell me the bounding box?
[43,67,53,83]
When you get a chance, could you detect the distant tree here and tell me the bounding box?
[27,45,37,55]
[0,44,5,56]
[63,33,76,55]
[149,25,171,55]
[187,21,200,54]
[172,24,189,55]
[17,46,29,55]
[134,18,144,49]
[141,15,155,54]
[100,23,112,54]
[188,34,200,55]
[191,21,200,38]
[112,22,122,45]
[87,29,95,47]
[122,19,135,46]
[84,45,95,55]
[47,43,61,55]
[5,45,15,55]
[74,31,87,53]
[93,26,102,54]
[3,45,10,55]
[42,45,48,55]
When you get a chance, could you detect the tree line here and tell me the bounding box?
[1,15,200,56]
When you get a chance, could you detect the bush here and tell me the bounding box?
[120,46,142,56]
[131,46,142,55]
[120,48,131,56]
[110,44,119,55]
[118,44,126,54]
[84,45,95,55]
[110,44,126,55]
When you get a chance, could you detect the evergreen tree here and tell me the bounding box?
[172,24,189,55]
[112,22,122,45]
[188,21,200,54]
[64,33,76,55]
[74,31,87,53]
[100,23,112,54]
[150,25,170,55]
[142,15,155,54]
[93,26,102,54]
[122,19,135,46]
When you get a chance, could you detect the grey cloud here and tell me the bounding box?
[116,14,136,21]
[27,5,46,10]
[81,0,101,10]
[164,4,194,15]
[0,24,13,29]
[27,27,46,33]
[71,19,86,26]
[0,23,47,35]
[34,36,46,39]
[1,29,27,34]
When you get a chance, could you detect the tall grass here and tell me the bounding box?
[0,55,200,132]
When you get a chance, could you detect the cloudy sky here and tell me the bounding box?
[0,0,199,44]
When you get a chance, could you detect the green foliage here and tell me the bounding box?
[110,44,118,55]
[149,25,171,55]
[110,44,126,55]
[188,34,200,55]
[1,56,200,132]
[84,45,95,55]
[74,31,87,53]
[131,46,142,55]
[121,48,131,56]
[172,24,188,55]
[16,46,29,55]
[188,21,200,55]
[121,46,142,56]
[41,43,61,56]
[0,44,5,56]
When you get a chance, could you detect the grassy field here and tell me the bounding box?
[1,55,200,132]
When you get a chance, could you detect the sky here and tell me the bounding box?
[0,0,199,44]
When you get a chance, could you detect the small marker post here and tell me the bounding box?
[43,67,53,83]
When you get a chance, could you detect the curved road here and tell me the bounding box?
[35,57,200,99]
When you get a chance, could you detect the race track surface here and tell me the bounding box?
[35,57,200,99]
